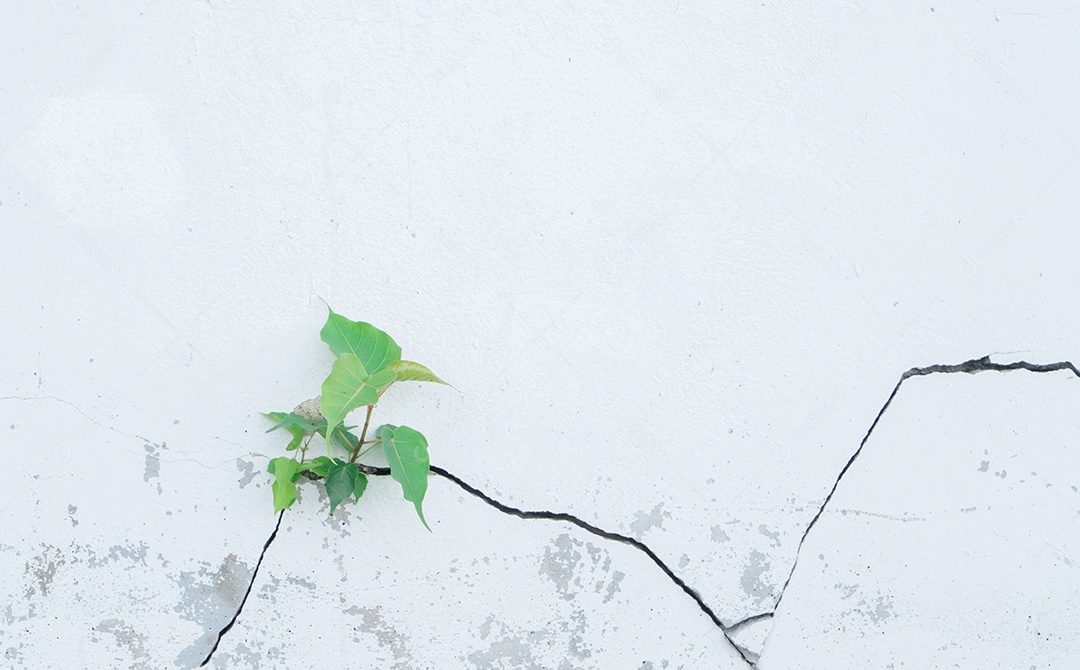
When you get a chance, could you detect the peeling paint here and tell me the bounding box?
[628,503,670,540]
[209,641,274,669]
[862,595,894,624]
[467,609,592,669]
[24,545,65,597]
[262,572,317,595]
[540,534,622,604]
[4,645,25,665]
[345,605,414,669]
[84,542,150,569]
[603,571,624,604]
[235,458,257,489]
[95,619,151,670]
[740,549,775,607]
[171,554,252,666]
[143,444,160,482]
[758,524,781,548]
[173,554,251,624]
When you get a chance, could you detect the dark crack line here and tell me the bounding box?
[729,611,773,630]
[299,463,753,665]
[199,510,284,667]
[769,356,1080,618]
[426,465,755,666]
[207,356,1078,668]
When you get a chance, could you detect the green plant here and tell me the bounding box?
[264,307,448,529]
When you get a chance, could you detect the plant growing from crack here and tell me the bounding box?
[206,315,1080,669]
[264,307,449,528]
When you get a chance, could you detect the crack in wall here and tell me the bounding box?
[201,356,1078,669]
[198,511,283,667]
[426,465,754,664]
[769,357,1080,618]
[732,356,1080,665]
[0,395,137,440]
[206,465,756,667]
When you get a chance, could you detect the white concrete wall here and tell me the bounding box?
[2,1,1079,668]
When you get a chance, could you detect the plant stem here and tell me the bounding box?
[351,406,375,463]
[354,440,382,461]
[299,432,313,463]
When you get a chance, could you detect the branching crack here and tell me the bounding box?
[203,356,1077,668]
[769,356,1079,621]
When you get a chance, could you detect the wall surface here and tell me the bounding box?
[2,1,1079,668]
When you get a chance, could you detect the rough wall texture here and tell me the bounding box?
[1,1,1079,668]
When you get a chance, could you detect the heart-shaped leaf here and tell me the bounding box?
[376,424,431,531]
[267,457,300,512]
[321,354,396,447]
[387,360,449,385]
[325,459,361,514]
[320,307,402,374]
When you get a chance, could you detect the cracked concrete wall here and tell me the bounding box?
[2,1,1079,668]
[762,370,1080,668]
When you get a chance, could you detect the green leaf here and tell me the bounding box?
[265,412,325,433]
[265,412,305,451]
[325,459,360,514]
[319,426,360,454]
[267,457,300,513]
[388,360,449,385]
[376,424,432,531]
[320,307,402,374]
[320,354,397,447]
[300,455,333,478]
[266,412,324,451]
[353,471,368,500]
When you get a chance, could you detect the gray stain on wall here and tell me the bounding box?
[85,542,149,568]
[863,594,894,624]
[211,641,271,669]
[603,571,625,604]
[740,549,776,607]
[344,605,414,669]
[758,524,782,548]
[628,503,670,540]
[236,458,257,489]
[3,644,25,665]
[540,534,623,604]
[469,610,593,669]
[10,540,155,628]
[171,554,252,667]
[143,444,160,482]
[95,619,151,670]
[24,544,65,597]
[541,534,582,600]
